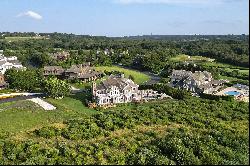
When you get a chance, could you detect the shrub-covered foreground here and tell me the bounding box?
[0,97,249,165]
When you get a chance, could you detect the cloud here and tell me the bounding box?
[113,0,241,5]
[17,11,43,20]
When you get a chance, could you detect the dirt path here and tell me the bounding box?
[27,98,56,110]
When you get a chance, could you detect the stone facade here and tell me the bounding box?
[92,74,170,106]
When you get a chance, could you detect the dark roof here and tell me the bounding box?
[43,66,65,75]
[171,70,192,80]
[96,76,137,90]
[65,63,91,73]
[65,65,80,73]
[97,78,126,90]
[78,73,96,79]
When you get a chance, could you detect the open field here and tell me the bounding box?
[45,92,97,116]
[0,100,64,133]
[4,36,49,41]
[170,54,215,62]
[95,66,150,84]
[0,92,98,134]
[170,54,249,76]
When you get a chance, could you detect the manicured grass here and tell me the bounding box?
[170,54,215,62]
[45,92,97,116]
[0,100,65,133]
[95,66,150,84]
[0,93,97,134]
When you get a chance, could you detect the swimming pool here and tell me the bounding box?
[225,91,241,96]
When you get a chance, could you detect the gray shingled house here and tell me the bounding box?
[170,69,227,94]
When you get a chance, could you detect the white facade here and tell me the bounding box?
[92,75,170,106]
[0,55,25,74]
[94,78,140,105]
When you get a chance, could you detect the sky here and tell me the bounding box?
[0,0,249,37]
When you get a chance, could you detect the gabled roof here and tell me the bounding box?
[43,66,65,75]
[171,70,193,80]
[65,65,80,73]
[96,76,137,91]
[65,63,91,73]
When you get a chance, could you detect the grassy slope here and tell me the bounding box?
[95,66,150,84]
[0,100,64,133]
[45,92,97,116]
[0,93,97,134]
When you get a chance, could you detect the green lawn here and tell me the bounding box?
[0,93,97,134]
[4,36,48,41]
[170,54,215,62]
[0,100,65,134]
[45,92,97,116]
[95,66,150,84]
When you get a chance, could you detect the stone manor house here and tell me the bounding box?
[92,74,170,106]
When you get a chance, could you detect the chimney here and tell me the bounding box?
[92,82,97,97]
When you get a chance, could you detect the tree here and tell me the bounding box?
[4,68,42,92]
[42,78,70,99]
[128,75,135,81]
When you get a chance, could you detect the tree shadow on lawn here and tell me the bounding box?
[68,91,92,107]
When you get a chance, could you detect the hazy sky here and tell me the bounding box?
[0,0,249,36]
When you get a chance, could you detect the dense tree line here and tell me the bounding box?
[180,40,249,67]
[0,33,248,73]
